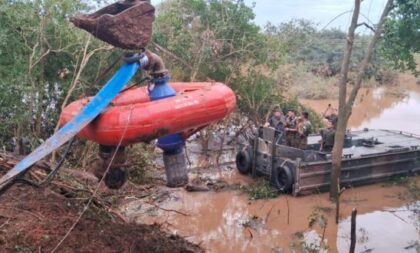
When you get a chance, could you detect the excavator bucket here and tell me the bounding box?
[70,0,155,50]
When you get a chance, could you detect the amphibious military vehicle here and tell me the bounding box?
[236,127,420,196]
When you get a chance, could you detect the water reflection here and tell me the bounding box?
[357,92,420,135]
[337,201,420,253]
[301,76,420,134]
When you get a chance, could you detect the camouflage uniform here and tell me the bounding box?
[320,127,335,152]
[297,119,312,150]
[285,116,298,147]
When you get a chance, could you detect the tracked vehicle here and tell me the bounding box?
[236,127,420,196]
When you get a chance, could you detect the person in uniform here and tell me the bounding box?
[297,111,312,150]
[284,109,298,147]
[320,119,335,152]
[322,103,338,127]
[264,108,286,144]
[264,109,285,131]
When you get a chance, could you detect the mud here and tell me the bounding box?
[0,183,202,253]
[121,171,419,252]
[120,74,420,253]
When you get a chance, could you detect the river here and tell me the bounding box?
[120,74,420,253]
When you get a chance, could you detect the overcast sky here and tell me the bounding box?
[150,0,388,32]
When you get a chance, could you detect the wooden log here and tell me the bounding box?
[349,208,357,253]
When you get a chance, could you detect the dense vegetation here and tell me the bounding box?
[0,0,417,154]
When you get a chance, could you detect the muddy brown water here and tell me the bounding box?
[121,75,420,253]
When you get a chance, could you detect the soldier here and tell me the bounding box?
[322,103,338,126]
[284,109,298,147]
[320,120,336,152]
[264,108,286,144]
[297,111,312,150]
[264,108,285,131]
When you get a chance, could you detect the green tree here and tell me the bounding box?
[329,0,420,200]
[381,0,420,74]
[0,0,117,153]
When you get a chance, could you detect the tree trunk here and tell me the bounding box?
[330,0,361,200]
[329,0,393,200]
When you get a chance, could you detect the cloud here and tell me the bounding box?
[246,0,387,30]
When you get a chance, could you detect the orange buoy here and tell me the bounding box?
[59,82,236,145]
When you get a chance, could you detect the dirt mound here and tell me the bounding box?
[0,184,202,253]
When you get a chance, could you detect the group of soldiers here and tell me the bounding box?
[264,104,338,151]
[264,108,312,150]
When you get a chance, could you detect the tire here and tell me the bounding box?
[271,165,293,192]
[236,148,252,174]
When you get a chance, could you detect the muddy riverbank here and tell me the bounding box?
[120,169,419,252]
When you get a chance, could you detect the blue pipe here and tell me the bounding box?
[149,75,185,155]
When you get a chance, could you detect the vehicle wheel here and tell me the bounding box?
[104,167,128,189]
[236,148,252,174]
[271,165,293,192]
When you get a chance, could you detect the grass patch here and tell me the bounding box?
[243,178,279,200]
[288,72,339,99]
[127,143,156,185]
[384,175,411,186]
[406,178,420,199]
[384,175,420,200]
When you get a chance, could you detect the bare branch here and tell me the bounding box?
[152,42,193,71]
[356,22,376,33]
[346,0,394,114]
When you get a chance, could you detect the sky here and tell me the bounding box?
[150,0,389,32]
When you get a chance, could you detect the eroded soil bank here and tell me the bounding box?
[0,182,203,253]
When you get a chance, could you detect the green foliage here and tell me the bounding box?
[302,106,323,132]
[127,143,156,184]
[0,0,416,156]
[153,0,281,81]
[244,178,279,200]
[233,70,283,122]
[265,20,374,73]
[385,175,420,200]
[0,0,118,151]
[152,0,287,123]
[382,0,420,75]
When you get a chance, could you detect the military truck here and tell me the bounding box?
[236,127,420,196]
